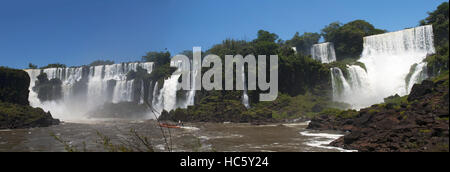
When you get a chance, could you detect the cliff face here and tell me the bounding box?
[0,67,59,129]
[0,67,30,105]
[308,74,449,152]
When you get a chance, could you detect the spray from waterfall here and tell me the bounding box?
[331,25,435,109]
[242,66,250,108]
[25,62,154,121]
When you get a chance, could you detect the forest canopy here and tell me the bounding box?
[321,20,386,60]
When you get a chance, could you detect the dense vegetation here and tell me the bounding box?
[285,32,321,55]
[142,51,172,67]
[160,30,335,123]
[423,2,449,77]
[28,63,38,69]
[421,2,449,47]
[0,101,59,129]
[321,20,386,60]
[33,73,63,102]
[89,60,115,66]
[40,63,67,69]
[0,67,30,105]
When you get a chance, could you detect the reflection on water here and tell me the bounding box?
[0,120,350,152]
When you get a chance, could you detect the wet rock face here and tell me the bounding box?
[408,80,434,102]
[33,73,63,102]
[307,115,340,131]
[308,78,449,152]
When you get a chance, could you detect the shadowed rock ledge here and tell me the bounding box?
[308,75,449,152]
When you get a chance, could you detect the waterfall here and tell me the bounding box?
[139,80,145,104]
[331,66,373,108]
[332,25,435,109]
[242,66,250,108]
[25,62,155,121]
[150,60,183,115]
[330,67,352,102]
[87,66,107,108]
[185,58,199,107]
[311,42,337,63]
[162,74,181,112]
[151,81,163,113]
[406,62,428,93]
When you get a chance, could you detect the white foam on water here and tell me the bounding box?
[300,131,357,152]
[180,126,200,131]
[282,121,311,127]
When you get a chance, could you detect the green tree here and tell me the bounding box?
[422,2,449,76]
[28,63,38,69]
[278,52,330,96]
[254,30,279,43]
[321,22,341,42]
[40,63,67,69]
[321,20,386,60]
[285,32,321,55]
[0,67,30,105]
[253,30,279,56]
[89,60,115,66]
[420,2,449,46]
[142,51,171,67]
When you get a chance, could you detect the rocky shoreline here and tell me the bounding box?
[307,76,449,152]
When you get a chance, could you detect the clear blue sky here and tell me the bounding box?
[0,0,447,69]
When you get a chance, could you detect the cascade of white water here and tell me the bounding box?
[242,66,250,108]
[152,81,163,113]
[25,62,154,121]
[332,25,435,109]
[330,67,352,102]
[311,42,337,63]
[185,59,199,107]
[139,80,145,104]
[62,67,83,98]
[87,65,107,108]
[331,65,374,108]
[162,74,181,112]
[25,69,42,107]
[112,80,134,103]
[148,60,184,116]
[362,25,435,56]
[406,62,428,93]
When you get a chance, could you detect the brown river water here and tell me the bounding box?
[0,119,353,152]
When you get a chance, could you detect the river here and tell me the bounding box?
[0,120,352,152]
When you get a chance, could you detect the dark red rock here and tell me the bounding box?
[309,79,449,152]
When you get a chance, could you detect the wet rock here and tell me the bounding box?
[408,80,434,101]
[309,79,449,152]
